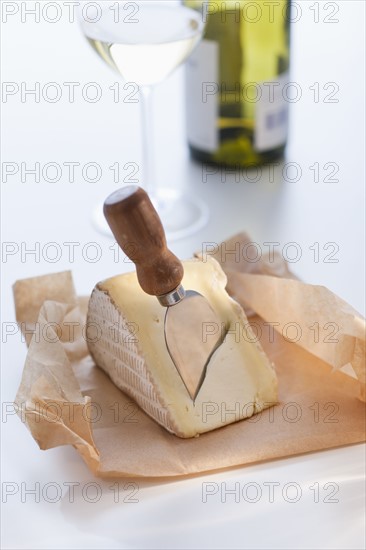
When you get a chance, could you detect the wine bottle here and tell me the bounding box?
[184,0,291,167]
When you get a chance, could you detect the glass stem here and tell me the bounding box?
[140,85,155,198]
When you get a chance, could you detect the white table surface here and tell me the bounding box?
[1,1,365,549]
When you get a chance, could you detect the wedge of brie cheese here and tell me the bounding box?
[87,257,277,438]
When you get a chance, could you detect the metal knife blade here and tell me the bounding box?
[164,290,225,401]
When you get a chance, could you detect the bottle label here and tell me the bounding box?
[254,72,289,152]
[186,40,219,152]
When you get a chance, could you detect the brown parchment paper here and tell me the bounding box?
[13,234,366,478]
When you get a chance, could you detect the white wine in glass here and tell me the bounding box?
[79,1,207,239]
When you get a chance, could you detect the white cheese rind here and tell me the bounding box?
[87,257,278,438]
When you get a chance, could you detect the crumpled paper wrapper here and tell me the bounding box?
[14,233,365,478]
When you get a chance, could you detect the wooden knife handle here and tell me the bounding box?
[103,186,184,297]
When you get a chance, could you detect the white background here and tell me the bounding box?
[1,1,365,549]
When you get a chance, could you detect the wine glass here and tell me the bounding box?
[79,0,208,240]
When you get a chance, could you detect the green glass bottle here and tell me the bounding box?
[184,0,291,167]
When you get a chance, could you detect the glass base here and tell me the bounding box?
[92,191,209,241]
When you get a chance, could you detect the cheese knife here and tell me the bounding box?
[103,186,225,401]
